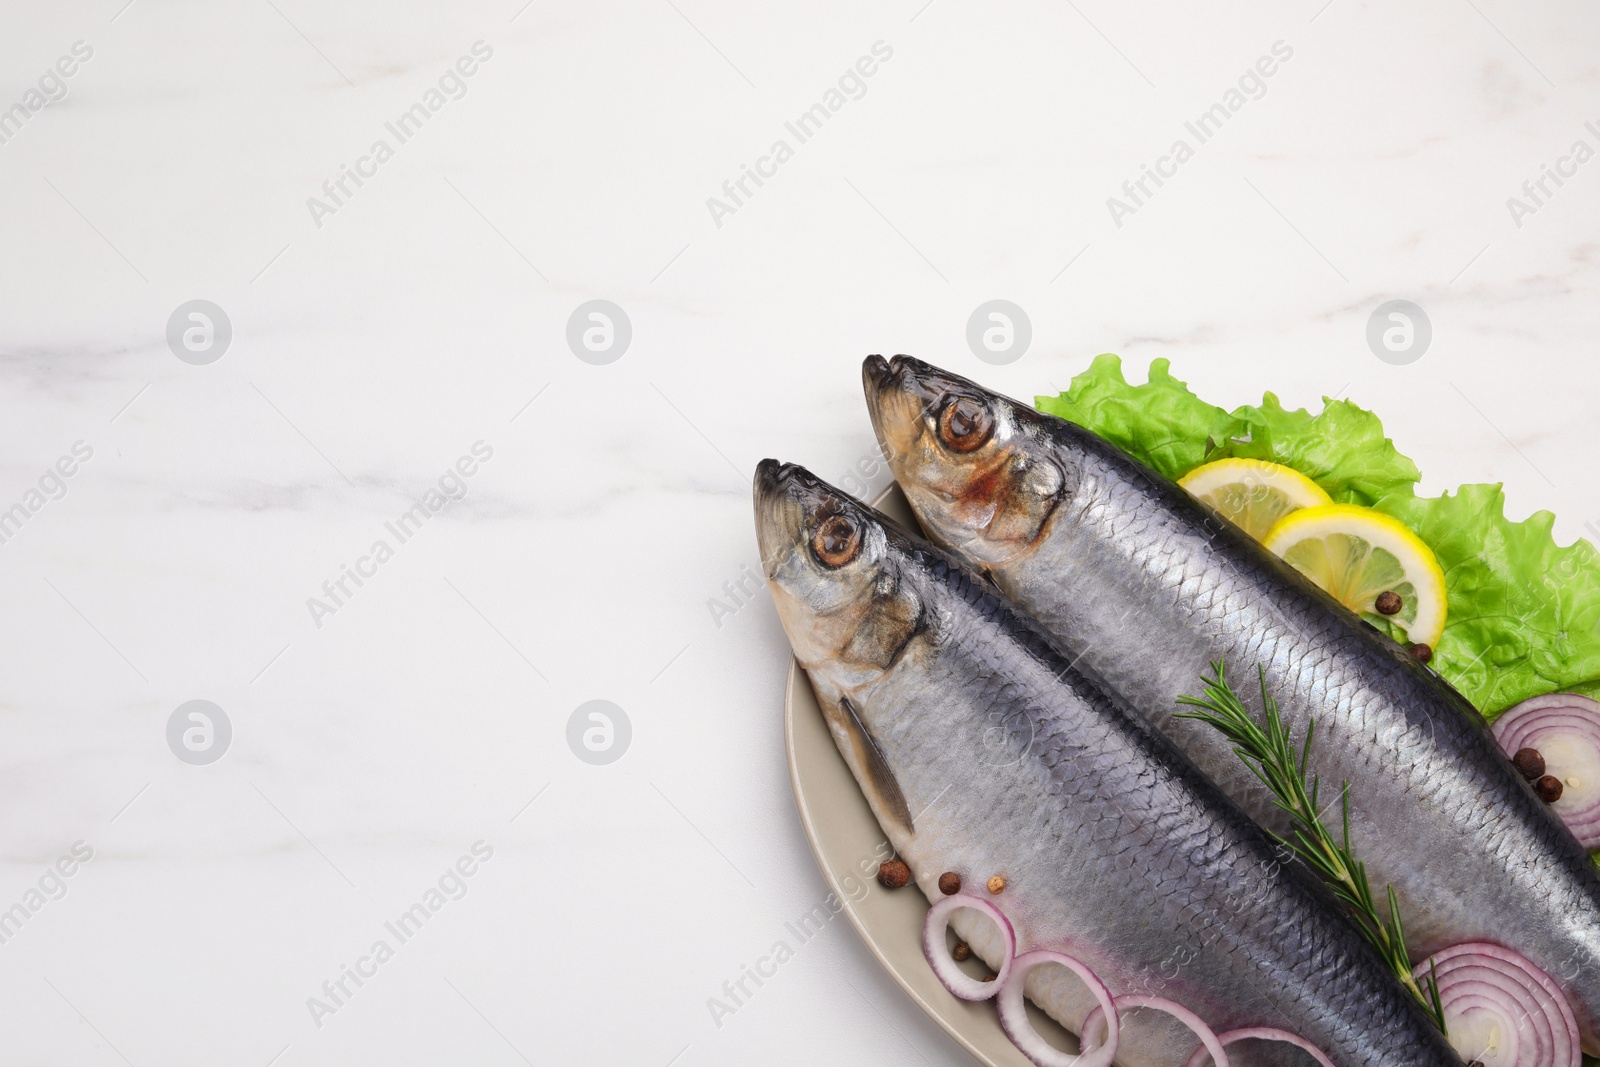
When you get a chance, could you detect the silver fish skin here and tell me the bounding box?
[754,458,1461,1067]
[863,353,1600,1050]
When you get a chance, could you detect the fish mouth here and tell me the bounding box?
[754,459,799,580]
[861,353,895,403]
[863,355,937,464]
[865,354,970,403]
[755,457,848,503]
[861,355,896,440]
[754,457,793,497]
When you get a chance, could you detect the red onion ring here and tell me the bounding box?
[996,950,1118,1067]
[921,893,1014,1001]
[1493,693,1600,847]
[1182,1027,1337,1067]
[1080,995,1229,1067]
[1415,942,1579,1067]
[920,895,1323,1067]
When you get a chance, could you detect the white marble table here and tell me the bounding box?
[1,1,1597,1063]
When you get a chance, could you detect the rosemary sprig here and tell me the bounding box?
[1175,660,1448,1035]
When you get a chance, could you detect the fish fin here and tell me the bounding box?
[838,695,915,836]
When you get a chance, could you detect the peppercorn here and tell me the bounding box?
[877,859,911,889]
[1535,775,1564,803]
[951,941,971,962]
[1512,747,1546,781]
[1408,642,1433,663]
[981,971,997,982]
[1375,591,1403,615]
[938,871,962,896]
[986,875,1006,895]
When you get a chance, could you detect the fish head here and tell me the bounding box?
[754,460,924,685]
[863,355,1072,568]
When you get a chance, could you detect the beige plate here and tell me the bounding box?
[782,485,1073,1066]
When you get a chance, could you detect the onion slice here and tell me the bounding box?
[1080,995,1229,1067]
[1182,1027,1337,1067]
[921,893,1015,1001]
[1493,693,1600,847]
[1416,942,1579,1067]
[996,950,1117,1067]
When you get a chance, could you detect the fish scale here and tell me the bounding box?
[754,460,1462,1067]
[863,354,1600,1052]
[1049,443,1600,958]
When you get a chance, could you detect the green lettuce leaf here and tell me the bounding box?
[1036,356,1419,504]
[1035,354,1246,480]
[1037,355,1600,716]
[1228,393,1420,506]
[1373,485,1600,716]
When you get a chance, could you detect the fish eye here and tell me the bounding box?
[938,396,993,453]
[811,514,862,568]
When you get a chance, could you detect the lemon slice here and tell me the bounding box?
[1178,459,1333,540]
[1262,503,1448,648]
